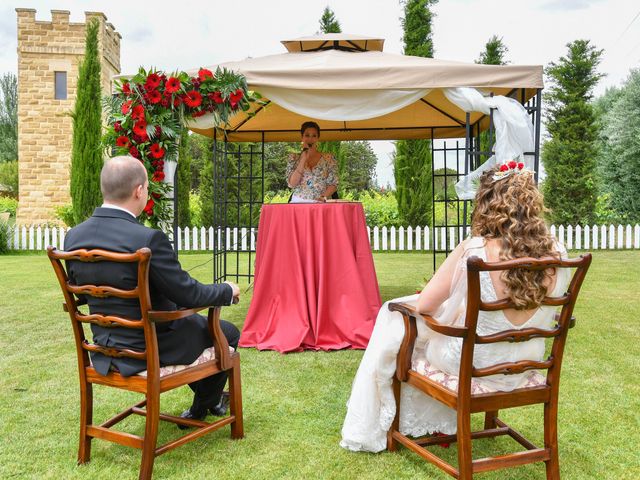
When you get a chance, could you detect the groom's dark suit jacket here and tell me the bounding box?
[64,207,233,377]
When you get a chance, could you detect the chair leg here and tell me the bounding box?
[544,401,560,480]
[77,381,93,464]
[386,377,401,452]
[457,408,473,480]
[139,394,160,480]
[229,356,244,439]
[484,410,499,430]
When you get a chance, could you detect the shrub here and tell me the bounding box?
[0,221,9,254]
[55,204,77,227]
[0,160,18,198]
[0,196,17,217]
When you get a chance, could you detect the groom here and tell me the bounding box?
[64,155,241,426]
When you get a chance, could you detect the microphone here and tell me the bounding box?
[301,143,311,153]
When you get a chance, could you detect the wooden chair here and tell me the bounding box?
[47,246,244,480]
[387,254,591,479]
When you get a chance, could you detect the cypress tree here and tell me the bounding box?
[318,6,341,33]
[70,19,103,225]
[176,129,192,226]
[394,0,436,225]
[542,39,603,225]
[198,138,215,227]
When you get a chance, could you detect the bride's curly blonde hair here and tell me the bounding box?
[471,168,558,309]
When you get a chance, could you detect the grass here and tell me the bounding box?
[0,250,638,479]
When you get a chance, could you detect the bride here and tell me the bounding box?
[340,160,570,453]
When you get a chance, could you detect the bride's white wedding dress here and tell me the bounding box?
[340,237,570,453]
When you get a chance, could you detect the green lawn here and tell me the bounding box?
[0,251,638,479]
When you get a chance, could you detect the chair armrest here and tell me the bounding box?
[553,312,577,329]
[388,302,468,381]
[388,302,468,338]
[207,306,231,371]
[148,306,210,322]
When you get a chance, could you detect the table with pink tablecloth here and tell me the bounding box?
[239,203,381,353]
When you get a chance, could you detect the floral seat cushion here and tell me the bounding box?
[137,346,235,378]
[411,358,546,395]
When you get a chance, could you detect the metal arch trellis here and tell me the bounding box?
[208,87,542,282]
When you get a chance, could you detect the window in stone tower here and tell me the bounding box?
[54,71,67,100]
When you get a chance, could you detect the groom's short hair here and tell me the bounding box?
[101,156,148,202]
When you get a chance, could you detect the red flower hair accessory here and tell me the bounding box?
[492,157,529,180]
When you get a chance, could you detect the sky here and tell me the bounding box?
[1,0,639,187]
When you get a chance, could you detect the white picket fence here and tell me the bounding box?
[5,223,640,252]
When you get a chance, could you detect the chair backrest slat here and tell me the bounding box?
[479,294,571,311]
[475,326,561,344]
[75,312,144,329]
[67,283,141,299]
[82,341,147,360]
[472,358,553,377]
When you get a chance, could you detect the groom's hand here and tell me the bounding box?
[224,281,241,304]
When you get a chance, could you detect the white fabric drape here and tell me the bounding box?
[256,86,431,121]
[444,87,535,199]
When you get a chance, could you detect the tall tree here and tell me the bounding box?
[596,70,640,222]
[475,35,509,65]
[318,6,341,33]
[394,0,437,225]
[476,36,509,163]
[176,129,192,226]
[340,141,377,191]
[542,39,603,225]
[70,19,103,224]
[0,73,18,162]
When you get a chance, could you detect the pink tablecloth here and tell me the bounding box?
[239,203,381,352]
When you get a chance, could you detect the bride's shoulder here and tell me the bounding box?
[463,236,486,253]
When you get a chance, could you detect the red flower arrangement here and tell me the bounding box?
[104,66,255,226]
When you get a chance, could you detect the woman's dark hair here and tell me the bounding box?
[300,121,320,136]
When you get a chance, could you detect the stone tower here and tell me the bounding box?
[15,9,121,224]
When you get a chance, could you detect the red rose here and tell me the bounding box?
[131,104,145,121]
[121,100,133,115]
[145,73,162,90]
[211,91,224,104]
[508,160,518,170]
[143,198,155,216]
[149,143,166,159]
[183,90,202,108]
[499,164,509,172]
[152,171,165,182]
[198,68,214,82]
[173,96,182,107]
[518,162,525,170]
[133,121,148,137]
[191,110,206,117]
[151,192,161,199]
[147,90,162,104]
[115,135,130,148]
[229,89,244,108]
[160,98,169,108]
[129,146,140,158]
[154,125,162,137]
[122,82,131,95]
[165,77,181,93]
[114,121,122,132]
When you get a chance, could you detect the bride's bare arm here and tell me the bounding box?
[417,239,468,315]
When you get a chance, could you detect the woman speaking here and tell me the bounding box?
[286,121,339,203]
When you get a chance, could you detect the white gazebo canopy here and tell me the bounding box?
[181,34,543,142]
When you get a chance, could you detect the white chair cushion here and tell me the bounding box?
[411,358,546,395]
[137,346,235,378]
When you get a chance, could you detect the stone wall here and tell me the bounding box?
[16,9,120,224]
